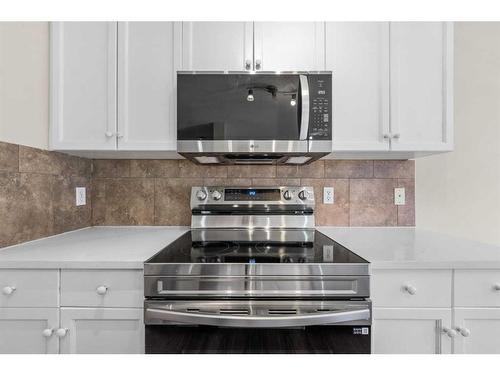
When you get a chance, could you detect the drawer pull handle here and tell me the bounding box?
[96,285,108,295]
[442,327,457,338]
[2,286,16,295]
[456,327,471,337]
[403,285,417,295]
[493,284,500,291]
[56,328,68,338]
[42,328,53,338]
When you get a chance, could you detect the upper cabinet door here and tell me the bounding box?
[326,22,390,151]
[50,22,117,150]
[117,22,180,151]
[389,22,453,151]
[181,22,253,71]
[254,22,325,71]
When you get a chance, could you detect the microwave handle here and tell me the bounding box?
[299,75,310,141]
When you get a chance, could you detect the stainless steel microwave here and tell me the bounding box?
[177,72,332,165]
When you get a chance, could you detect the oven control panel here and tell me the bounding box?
[308,73,332,141]
[190,186,315,209]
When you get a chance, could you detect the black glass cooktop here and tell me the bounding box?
[147,230,368,264]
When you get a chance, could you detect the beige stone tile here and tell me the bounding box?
[179,160,227,178]
[301,178,349,226]
[374,160,415,179]
[91,178,106,225]
[130,160,180,178]
[397,178,415,226]
[0,142,19,172]
[276,160,324,178]
[52,176,91,233]
[104,178,155,225]
[19,145,65,175]
[349,178,397,204]
[324,160,373,178]
[227,165,276,178]
[203,178,253,187]
[252,178,301,187]
[350,203,397,226]
[155,178,203,226]
[92,160,130,178]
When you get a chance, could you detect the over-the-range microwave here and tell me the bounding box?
[176,71,332,165]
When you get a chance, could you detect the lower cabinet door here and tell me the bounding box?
[453,308,500,354]
[373,308,453,354]
[0,308,59,354]
[59,308,144,354]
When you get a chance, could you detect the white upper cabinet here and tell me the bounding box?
[253,22,325,71]
[389,22,453,151]
[326,22,390,151]
[117,22,179,151]
[50,22,117,150]
[181,22,253,71]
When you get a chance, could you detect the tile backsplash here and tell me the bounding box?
[91,159,415,227]
[1,141,415,248]
[0,141,92,248]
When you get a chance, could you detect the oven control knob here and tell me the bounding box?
[298,190,310,201]
[283,190,293,200]
[211,190,222,201]
[196,189,207,201]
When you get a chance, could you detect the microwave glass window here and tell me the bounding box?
[177,74,301,141]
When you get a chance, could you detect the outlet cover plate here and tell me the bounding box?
[394,188,405,205]
[76,187,86,206]
[323,187,334,204]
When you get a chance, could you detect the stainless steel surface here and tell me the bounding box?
[145,263,369,277]
[178,140,308,154]
[177,71,333,75]
[191,215,315,230]
[190,186,315,210]
[299,74,310,141]
[190,228,315,243]
[308,140,333,153]
[145,275,370,298]
[145,299,371,327]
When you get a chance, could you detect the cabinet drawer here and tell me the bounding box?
[454,270,500,307]
[372,270,452,307]
[61,270,143,307]
[0,269,59,308]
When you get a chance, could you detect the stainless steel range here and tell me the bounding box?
[144,186,371,354]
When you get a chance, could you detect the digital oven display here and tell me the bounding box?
[224,188,281,201]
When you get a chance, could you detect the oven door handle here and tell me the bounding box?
[299,74,310,141]
[145,307,370,328]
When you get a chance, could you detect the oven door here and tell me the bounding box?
[145,300,371,354]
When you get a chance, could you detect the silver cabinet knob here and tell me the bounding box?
[2,286,16,295]
[443,327,457,338]
[96,285,108,295]
[403,285,417,295]
[283,190,293,200]
[211,190,222,201]
[493,284,500,291]
[196,190,207,201]
[255,59,262,70]
[383,133,391,139]
[245,59,252,70]
[42,328,53,338]
[392,133,401,139]
[105,131,114,138]
[56,328,68,338]
[116,132,124,139]
[457,327,471,337]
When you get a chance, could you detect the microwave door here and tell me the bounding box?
[299,75,310,141]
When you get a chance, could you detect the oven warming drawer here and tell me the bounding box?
[144,275,370,298]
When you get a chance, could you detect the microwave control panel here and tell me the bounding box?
[308,74,332,141]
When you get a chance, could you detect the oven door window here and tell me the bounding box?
[145,325,370,354]
[177,74,301,141]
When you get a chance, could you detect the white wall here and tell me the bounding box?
[416,22,500,246]
[0,22,49,149]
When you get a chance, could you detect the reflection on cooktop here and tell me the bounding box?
[147,230,368,264]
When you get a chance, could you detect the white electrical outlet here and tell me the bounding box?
[76,187,86,206]
[394,187,406,205]
[323,187,334,204]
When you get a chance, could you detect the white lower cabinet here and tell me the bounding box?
[453,308,500,354]
[0,308,59,354]
[373,308,453,354]
[59,308,144,354]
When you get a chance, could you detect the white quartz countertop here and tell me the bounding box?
[0,226,499,270]
[318,227,500,269]
[0,227,188,269]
